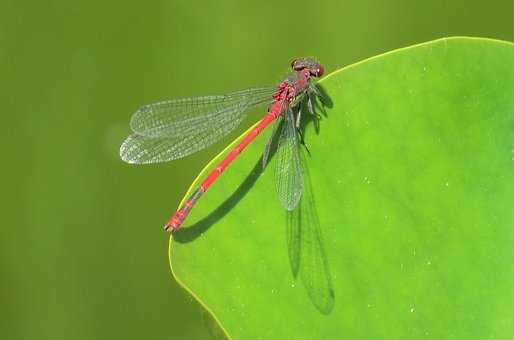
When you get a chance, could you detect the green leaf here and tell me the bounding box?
[169,37,514,339]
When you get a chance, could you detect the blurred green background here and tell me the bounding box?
[2,0,514,339]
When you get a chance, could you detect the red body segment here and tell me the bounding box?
[165,69,314,231]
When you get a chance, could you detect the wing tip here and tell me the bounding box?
[128,105,152,134]
[282,193,303,211]
[119,135,143,165]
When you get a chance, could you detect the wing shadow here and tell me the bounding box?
[286,148,335,315]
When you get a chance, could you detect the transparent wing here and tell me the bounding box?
[120,111,243,164]
[274,109,303,210]
[130,87,275,137]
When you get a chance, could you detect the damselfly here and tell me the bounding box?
[120,58,325,231]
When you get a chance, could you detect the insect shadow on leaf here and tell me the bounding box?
[265,85,335,314]
[174,85,335,310]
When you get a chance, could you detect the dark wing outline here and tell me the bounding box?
[262,115,283,169]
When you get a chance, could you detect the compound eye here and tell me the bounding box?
[291,58,304,71]
[315,65,325,77]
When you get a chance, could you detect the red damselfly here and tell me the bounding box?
[120,58,325,232]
